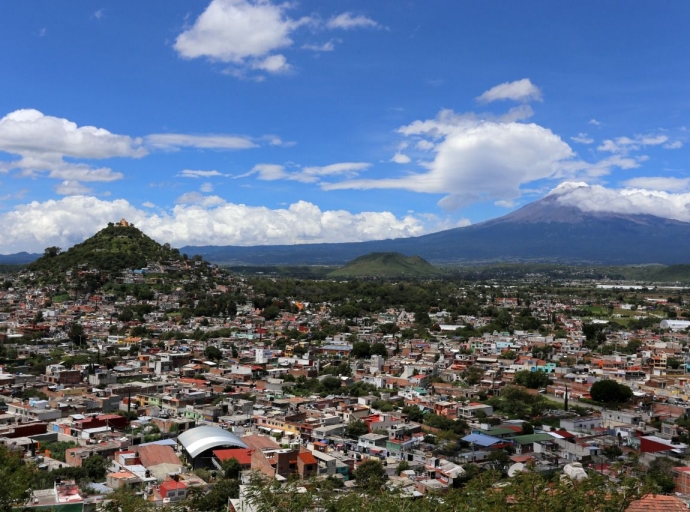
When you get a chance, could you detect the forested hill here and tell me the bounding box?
[328,252,442,278]
[28,222,184,275]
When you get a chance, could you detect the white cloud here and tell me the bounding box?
[174,1,381,77]
[93,9,105,19]
[550,182,690,222]
[326,109,575,210]
[177,169,226,178]
[55,180,93,196]
[0,109,143,183]
[48,165,123,182]
[588,119,601,126]
[391,153,411,164]
[597,133,669,154]
[175,192,226,207]
[0,196,430,253]
[142,201,155,208]
[476,78,543,103]
[146,133,257,150]
[200,182,214,193]
[0,109,145,160]
[251,54,290,73]
[174,0,312,76]
[622,176,690,191]
[297,162,371,183]
[327,12,380,30]
[415,140,435,151]
[302,41,336,52]
[237,161,370,183]
[571,133,594,144]
[236,163,289,181]
[664,140,683,149]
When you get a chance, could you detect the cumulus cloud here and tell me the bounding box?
[174,1,380,78]
[476,78,543,103]
[173,0,307,68]
[200,182,214,193]
[0,109,144,160]
[391,153,411,164]
[622,176,690,191]
[0,109,142,187]
[0,196,429,253]
[327,12,380,30]
[326,108,576,210]
[146,133,257,150]
[550,182,690,222]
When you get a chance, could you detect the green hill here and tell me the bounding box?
[328,252,441,278]
[28,221,184,276]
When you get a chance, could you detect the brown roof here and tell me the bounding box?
[136,444,182,468]
[241,434,280,451]
[626,495,688,512]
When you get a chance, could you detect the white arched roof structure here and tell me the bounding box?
[177,425,247,459]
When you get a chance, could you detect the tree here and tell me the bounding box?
[346,420,369,439]
[0,445,33,511]
[83,454,108,481]
[98,485,153,512]
[370,342,387,357]
[351,342,371,358]
[261,305,281,321]
[68,322,86,346]
[353,459,387,491]
[513,370,551,389]
[667,357,682,370]
[204,345,223,361]
[647,457,676,493]
[396,460,410,475]
[221,457,243,479]
[521,422,535,435]
[43,246,62,258]
[590,379,633,404]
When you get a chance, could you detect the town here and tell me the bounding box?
[1,235,690,511]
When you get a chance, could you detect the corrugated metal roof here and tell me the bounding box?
[177,426,247,459]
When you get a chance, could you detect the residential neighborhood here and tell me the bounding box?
[1,252,690,510]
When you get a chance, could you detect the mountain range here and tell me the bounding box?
[180,194,690,266]
[3,194,690,266]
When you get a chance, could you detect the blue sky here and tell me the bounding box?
[0,0,689,253]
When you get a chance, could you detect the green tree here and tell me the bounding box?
[353,459,387,491]
[221,458,243,479]
[351,342,371,358]
[346,420,369,439]
[370,342,388,357]
[590,379,633,404]
[647,457,676,493]
[204,345,223,361]
[513,370,551,389]
[0,445,33,511]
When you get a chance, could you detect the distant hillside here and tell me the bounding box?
[328,252,441,278]
[28,221,184,275]
[0,252,40,265]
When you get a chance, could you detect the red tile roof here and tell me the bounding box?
[298,452,317,465]
[626,495,688,512]
[213,448,253,466]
